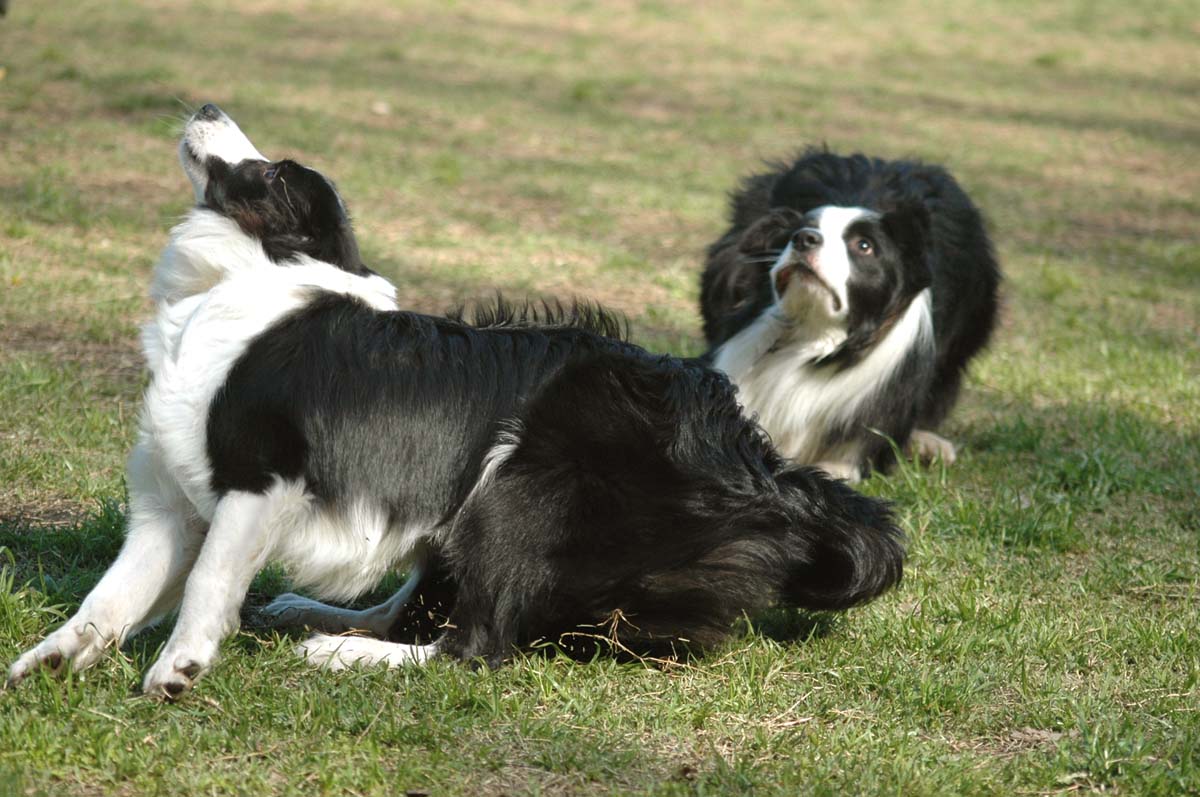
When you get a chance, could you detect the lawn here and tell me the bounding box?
[1,1,1198,794]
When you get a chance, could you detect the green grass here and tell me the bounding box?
[1,0,1198,794]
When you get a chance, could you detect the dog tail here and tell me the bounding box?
[587,466,905,655]
[773,467,905,611]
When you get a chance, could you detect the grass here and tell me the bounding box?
[1,0,1198,794]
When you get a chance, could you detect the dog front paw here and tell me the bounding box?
[6,623,114,688]
[6,647,66,688]
[908,429,958,465]
[142,648,213,700]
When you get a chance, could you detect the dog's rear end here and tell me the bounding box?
[435,354,904,665]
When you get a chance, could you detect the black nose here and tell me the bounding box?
[195,103,223,121]
[792,228,823,251]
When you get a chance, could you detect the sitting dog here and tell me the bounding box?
[8,110,904,698]
[700,149,1001,482]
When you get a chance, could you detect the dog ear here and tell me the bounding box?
[290,170,371,275]
[736,207,805,255]
[200,159,234,208]
[880,201,931,261]
[315,222,368,276]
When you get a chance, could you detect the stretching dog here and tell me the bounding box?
[8,109,904,698]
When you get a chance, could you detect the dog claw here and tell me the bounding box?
[162,680,188,699]
[143,649,213,699]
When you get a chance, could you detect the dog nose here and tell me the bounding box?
[195,103,224,121]
[792,228,823,251]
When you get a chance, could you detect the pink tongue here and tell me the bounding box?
[774,265,793,296]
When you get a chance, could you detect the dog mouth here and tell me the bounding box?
[773,261,842,313]
[181,142,203,168]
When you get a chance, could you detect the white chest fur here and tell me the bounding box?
[713,289,934,465]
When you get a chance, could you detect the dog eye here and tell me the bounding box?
[854,238,875,256]
[264,166,279,180]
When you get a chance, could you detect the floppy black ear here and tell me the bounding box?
[313,221,368,276]
[261,223,368,275]
[881,201,931,263]
[295,174,371,275]
[200,159,234,208]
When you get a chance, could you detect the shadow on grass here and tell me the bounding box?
[741,607,845,645]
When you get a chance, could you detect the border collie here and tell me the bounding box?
[701,149,1001,482]
[7,110,903,699]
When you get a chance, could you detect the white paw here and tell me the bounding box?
[816,460,863,484]
[295,633,356,671]
[142,644,217,700]
[909,429,958,465]
[6,622,115,688]
[295,633,435,671]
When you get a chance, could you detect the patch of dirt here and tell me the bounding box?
[945,726,1079,760]
[1145,301,1200,337]
[0,322,144,387]
[0,497,95,530]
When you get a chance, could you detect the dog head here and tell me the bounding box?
[736,200,933,356]
[178,104,366,274]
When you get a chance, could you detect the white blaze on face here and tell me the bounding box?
[179,107,268,201]
[768,205,875,321]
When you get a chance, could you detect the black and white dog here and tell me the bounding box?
[701,149,1001,482]
[8,110,904,699]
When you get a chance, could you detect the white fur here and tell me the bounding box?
[296,633,438,671]
[272,498,430,603]
[140,226,398,521]
[142,488,278,696]
[261,425,529,642]
[261,424,530,639]
[714,288,934,479]
[135,481,433,696]
[712,204,934,481]
[6,445,207,686]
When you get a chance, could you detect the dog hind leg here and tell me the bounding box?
[263,559,426,637]
[294,633,438,671]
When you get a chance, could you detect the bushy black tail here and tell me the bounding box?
[774,467,905,610]
[552,466,905,657]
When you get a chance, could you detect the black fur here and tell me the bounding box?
[701,148,1001,473]
[203,154,906,664]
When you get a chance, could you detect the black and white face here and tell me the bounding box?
[179,104,268,201]
[765,205,931,335]
[178,104,366,273]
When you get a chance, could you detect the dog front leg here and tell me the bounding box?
[7,449,204,687]
[142,490,274,699]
